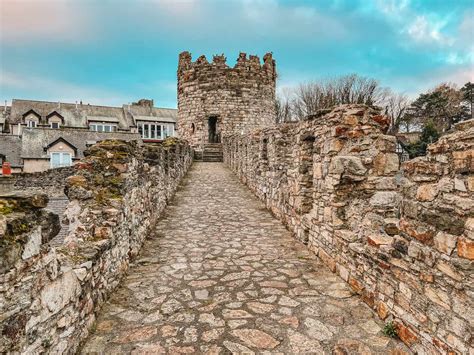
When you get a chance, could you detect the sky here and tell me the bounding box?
[0,0,473,108]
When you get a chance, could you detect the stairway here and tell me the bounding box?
[202,143,223,162]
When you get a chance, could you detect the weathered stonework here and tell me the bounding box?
[13,166,76,196]
[223,105,473,354]
[177,51,276,153]
[0,138,192,353]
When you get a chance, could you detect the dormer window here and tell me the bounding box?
[45,137,77,169]
[22,109,41,128]
[46,111,64,129]
[137,122,175,140]
[90,123,117,132]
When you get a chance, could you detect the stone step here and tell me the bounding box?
[203,151,223,156]
[202,157,223,162]
[195,143,223,162]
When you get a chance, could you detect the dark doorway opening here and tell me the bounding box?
[208,117,219,143]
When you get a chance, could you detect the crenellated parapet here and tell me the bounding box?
[178,51,275,80]
[177,51,277,152]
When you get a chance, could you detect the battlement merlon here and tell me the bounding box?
[178,51,276,76]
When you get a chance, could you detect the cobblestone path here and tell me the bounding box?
[82,163,409,354]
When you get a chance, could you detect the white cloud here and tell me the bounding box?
[152,0,199,17]
[459,10,474,41]
[407,15,453,46]
[0,0,93,43]
[1,71,129,106]
[389,65,474,99]
[376,0,410,17]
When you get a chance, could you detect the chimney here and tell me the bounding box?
[3,100,6,114]
[75,101,78,110]
[128,103,131,112]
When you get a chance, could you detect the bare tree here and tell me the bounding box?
[290,74,389,120]
[382,91,411,133]
[275,88,293,123]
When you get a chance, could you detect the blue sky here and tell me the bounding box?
[0,0,472,108]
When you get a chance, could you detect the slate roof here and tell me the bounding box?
[9,99,134,130]
[5,99,177,133]
[125,104,177,126]
[87,116,120,123]
[20,128,142,159]
[0,135,22,167]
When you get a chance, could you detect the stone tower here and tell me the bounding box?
[177,51,276,154]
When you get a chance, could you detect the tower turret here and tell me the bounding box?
[177,51,276,153]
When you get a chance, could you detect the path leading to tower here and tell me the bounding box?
[81,162,409,354]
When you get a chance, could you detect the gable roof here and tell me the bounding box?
[22,109,41,120]
[9,99,133,130]
[45,137,78,154]
[7,99,177,131]
[20,127,142,159]
[46,111,65,123]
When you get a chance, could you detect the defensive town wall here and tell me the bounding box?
[177,51,276,152]
[0,139,192,353]
[223,105,473,354]
[13,166,76,196]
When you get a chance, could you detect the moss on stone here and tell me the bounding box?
[94,188,123,205]
[0,205,14,215]
[162,137,179,147]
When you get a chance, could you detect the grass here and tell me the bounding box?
[383,321,398,338]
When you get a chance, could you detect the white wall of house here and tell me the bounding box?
[23,159,50,173]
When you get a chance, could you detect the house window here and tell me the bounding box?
[27,120,37,128]
[51,122,60,129]
[90,123,116,132]
[138,122,175,140]
[50,152,72,168]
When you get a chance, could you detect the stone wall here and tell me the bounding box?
[223,105,473,354]
[0,138,192,353]
[177,51,276,152]
[14,166,76,196]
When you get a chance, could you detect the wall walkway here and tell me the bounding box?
[81,162,408,354]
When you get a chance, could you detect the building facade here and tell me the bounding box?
[177,51,276,154]
[0,98,177,173]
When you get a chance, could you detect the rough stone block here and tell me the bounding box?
[367,234,392,247]
[395,322,418,347]
[373,153,399,176]
[433,232,457,255]
[457,237,474,260]
[415,184,438,202]
[424,286,450,310]
[369,191,399,208]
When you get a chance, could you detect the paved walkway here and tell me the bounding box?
[82,163,409,354]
